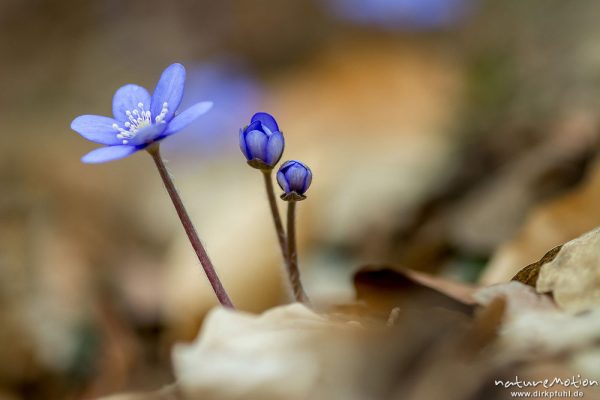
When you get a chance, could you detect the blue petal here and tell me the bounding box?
[285,163,308,193]
[279,160,295,170]
[128,124,168,146]
[164,101,213,136]
[261,123,273,136]
[276,169,290,193]
[239,128,250,160]
[151,63,186,123]
[112,84,151,122]
[303,167,313,192]
[245,120,262,133]
[244,130,268,161]
[71,115,122,145]
[279,160,297,175]
[251,112,279,132]
[266,131,284,165]
[81,145,138,164]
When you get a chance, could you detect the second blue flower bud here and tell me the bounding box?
[240,112,284,170]
[277,160,312,201]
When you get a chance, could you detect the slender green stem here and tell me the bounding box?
[148,145,234,308]
[286,201,309,303]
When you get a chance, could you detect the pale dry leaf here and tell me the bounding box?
[499,307,600,359]
[571,348,600,379]
[473,281,557,318]
[172,303,364,400]
[536,226,600,313]
[98,385,179,400]
[474,282,600,376]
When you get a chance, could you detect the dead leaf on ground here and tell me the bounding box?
[506,226,600,313]
[511,245,562,287]
[474,281,557,318]
[172,304,364,400]
[535,227,600,313]
[353,266,477,318]
[98,385,179,400]
[473,281,600,368]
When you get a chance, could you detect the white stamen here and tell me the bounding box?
[154,102,169,123]
[112,101,169,144]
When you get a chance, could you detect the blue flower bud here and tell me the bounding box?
[277,160,312,201]
[239,112,285,169]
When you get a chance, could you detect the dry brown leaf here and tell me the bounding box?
[353,266,477,317]
[511,245,562,287]
[506,226,600,313]
[459,297,506,359]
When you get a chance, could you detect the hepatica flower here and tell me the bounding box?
[71,63,233,307]
[277,160,312,201]
[71,63,213,163]
[239,112,284,169]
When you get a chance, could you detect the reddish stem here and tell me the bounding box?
[286,200,309,303]
[149,145,234,308]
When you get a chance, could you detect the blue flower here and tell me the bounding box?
[71,63,213,163]
[277,160,312,201]
[239,112,285,169]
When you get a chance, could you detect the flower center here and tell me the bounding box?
[112,102,169,144]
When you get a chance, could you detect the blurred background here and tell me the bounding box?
[2,0,600,398]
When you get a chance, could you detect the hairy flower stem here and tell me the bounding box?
[261,170,293,287]
[148,145,234,308]
[286,200,309,303]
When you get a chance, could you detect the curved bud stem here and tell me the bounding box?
[286,200,309,303]
[148,145,234,308]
